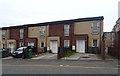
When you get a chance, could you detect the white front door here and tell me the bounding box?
[76,40,85,53]
[9,43,14,53]
[50,40,58,53]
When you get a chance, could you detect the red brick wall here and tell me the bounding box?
[9,28,20,40]
[25,38,37,47]
[49,24,64,37]
[9,27,37,48]
[49,23,88,52]
[9,28,28,39]
[49,23,74,47]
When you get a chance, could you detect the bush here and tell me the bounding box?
[65,51,75,57]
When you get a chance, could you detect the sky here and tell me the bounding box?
[0,0,119,32]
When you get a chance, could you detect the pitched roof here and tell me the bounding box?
[2,16,104,29]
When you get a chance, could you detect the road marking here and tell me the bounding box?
[60,65,63,66]
[2,64,120,69]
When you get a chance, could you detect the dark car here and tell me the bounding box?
[11,47,27,58]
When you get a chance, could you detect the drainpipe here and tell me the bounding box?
[46,24,49,52]
[100,20,105,60]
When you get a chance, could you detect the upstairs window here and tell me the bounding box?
[64,25,70,36]
[64,40,70,47]
[91,22,100,34]
[20,29,24,39]
[40,27,45,37]
[2,32,6,40]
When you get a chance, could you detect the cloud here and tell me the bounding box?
[0,0,119,32]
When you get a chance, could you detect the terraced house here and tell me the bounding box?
[1,16,104,54]
[28,24,48,53]
[1,28,9,50]
[47,16,104,54]
[6,25,37,52]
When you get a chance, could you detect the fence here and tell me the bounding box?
[57,46,72,59]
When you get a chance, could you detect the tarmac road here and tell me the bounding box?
[2,59,119,74]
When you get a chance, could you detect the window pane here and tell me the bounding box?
[93,40,97,47]
[40,42,44,48]
[92,22,99,34]
[28,42,34,46]
[20,29,24,39]
[40,27,45,37]
[20,42,24,47]
[64,25,70,36]
[64,40,70,47]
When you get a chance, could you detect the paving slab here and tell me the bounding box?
[62,53,101,60]
[31,53,57,60]
[61,53,117,61]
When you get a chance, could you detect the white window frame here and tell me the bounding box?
[40,27,45,37]
[92,39,98,47]
[64,25,70,36]
[40,41,45,48]
[91,22,100,34]
[19,42,24,47]
[20,29,24,39]
[64,40,70,47]
[28,42,34,46]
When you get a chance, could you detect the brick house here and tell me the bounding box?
[1,16,104,54]
[28,24,48,53]
[1,28,9,50]
[47,16,104,54]
[7,25,37,52]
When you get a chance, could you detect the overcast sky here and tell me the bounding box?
[0,0,119,32]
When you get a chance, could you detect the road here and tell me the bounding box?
[2,58,120,74]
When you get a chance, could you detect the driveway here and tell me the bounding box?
[31,53,57,60]
[61,53,116,60]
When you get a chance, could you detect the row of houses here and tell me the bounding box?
[0,16,104,54]
[104,18,120,58]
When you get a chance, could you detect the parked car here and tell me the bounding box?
[11,47,27,58]
[11,46,37,58]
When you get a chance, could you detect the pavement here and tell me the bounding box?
[31,53,57,60]
[2,53,117,61]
